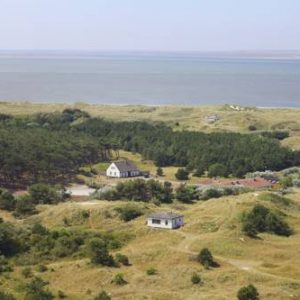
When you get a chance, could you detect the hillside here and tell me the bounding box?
[1,190,300,299]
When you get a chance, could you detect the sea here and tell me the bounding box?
[0,51,300,107]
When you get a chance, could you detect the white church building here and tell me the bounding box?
[106,160,141,178]
[147,212,184,229]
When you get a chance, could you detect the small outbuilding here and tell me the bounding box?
[147,212,184,229]
[106,160,140,178]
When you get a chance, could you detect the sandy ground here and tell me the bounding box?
[66,184,96,196]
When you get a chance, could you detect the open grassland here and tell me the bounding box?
[1,190,300,299]
[1,102,300,142]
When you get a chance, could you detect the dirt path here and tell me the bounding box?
[172,229,300,283]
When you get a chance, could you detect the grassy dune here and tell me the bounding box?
[1,190,300,299]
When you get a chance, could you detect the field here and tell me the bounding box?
[1,190,300,299]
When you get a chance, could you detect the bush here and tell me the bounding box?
[0,256,13,273]
[242,204,292,237]
[87,238,115,266]
[146,267,157,275]
[237,284,259,300]
[156,167,164,176]
[28,184,60,205]
[36,264,48,273]
[175,185,198,203]
[22,267,33,278]
[57,291,66,299]
[14,195,36,217]
[191,272,201,284]
[197,248,217,268]
[175,169,189,180]
[111,273,127,285]
[0,190,16,211]
[115,253,129,266]
[114,205,143,222]
[24,276,54,300]
[94,291,111,300]
[208,163,229,178]
[0,292,16,300]
[248,125,257,131]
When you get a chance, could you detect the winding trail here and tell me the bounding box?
[172,229,300,284]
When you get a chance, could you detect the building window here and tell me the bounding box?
[152,219,161,224]
[165,220,168,225]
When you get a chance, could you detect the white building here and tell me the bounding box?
[147,212,184,229]
[106,160,140,178]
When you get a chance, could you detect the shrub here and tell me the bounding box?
[24,276,54,300]
[14,195,36,217]
[0,190,16,211]
[0,291,16,300]
[175,185,198,203]
[22,267,33,278]
[87,238,115,267]
[237,284,259,300]
[94,291,111,300]
[36,264,48,273]
[111,273,127,285]
[242,204,292,237]
[57,291,66,299]
[175,168,189,180]
[114,205,143,222]
[156,167,164,176]
[197,248,217,268]
[248,125,257,131]
[146,267,157,275]
[115,253,129,266]
[208,163,229,178]
[28,183,60,205]
[0,256,13,273]
[191,272,201,284]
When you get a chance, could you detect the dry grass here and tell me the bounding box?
[3,190,300,299]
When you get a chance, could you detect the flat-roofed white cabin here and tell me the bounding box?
[106,160,140,178]
[147,212,184,229]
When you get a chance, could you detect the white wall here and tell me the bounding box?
[106,163,121,177]
[147,217,184,229]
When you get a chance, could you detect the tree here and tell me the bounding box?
[94,291,111,300]
[175,168,189,181]
[197,248,216,268]
[191,273,201,284]
[87,238,115,266]
[237,284,259,300]
[0,190,16,211]
[156,167,164,176]
[175,185,197,203]
[28,184,58,205]
[0,292,16,300]
[208,163,229,178]
[24,277,54,300]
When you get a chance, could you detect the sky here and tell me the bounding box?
[0,0,300,52]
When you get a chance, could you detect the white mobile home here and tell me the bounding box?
[147,212,184,229]
[106,160,140,178]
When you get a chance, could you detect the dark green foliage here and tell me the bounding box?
[14,195,36,217]
[175,185,198,203]
[111,273,127,285]
[36,264,48,273]
[114,205,143,222]
[94,291,111,300]
[0,256,13,273]
[197,248,217,268]
[248,125,257,131]
[57,291,67,299]
[175,169,189,180]
[87,238,115,266]
[101,179,173,203]
[0,291,16,300]
[156,167,164,176]
[0,221,21,257]
[260,131,289,140]
[191,273,201,284]
[22,267,33,278]
[28,184,65,205]
[24,276,54,300]
[242,204,292,237]
[0,190,16,211]
[146,267,157,275]
[208,163,229,178]
[237,284,259,300]
[115,253,129,266]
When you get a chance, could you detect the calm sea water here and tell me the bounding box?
[0,51,299,107]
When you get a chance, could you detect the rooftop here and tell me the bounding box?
[148,212,183,220]
[113,160,139,172]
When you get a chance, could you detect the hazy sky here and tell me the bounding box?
[1,0,300,51]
